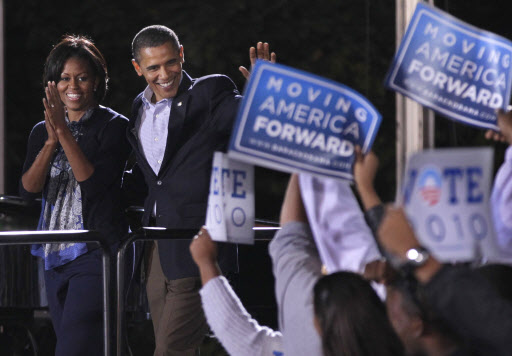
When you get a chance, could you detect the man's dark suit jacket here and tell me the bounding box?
[127,71,241,280]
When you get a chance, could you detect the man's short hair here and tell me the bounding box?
[132,25,180,63]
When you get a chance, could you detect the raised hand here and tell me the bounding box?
[43,81,67,133]
[363,259,395,285]
[190,227,218,267]
[189,226,222,285]
[42,80,94,182]
[239,42,277,80]
[485,109,512,145]
[43,108,58,146]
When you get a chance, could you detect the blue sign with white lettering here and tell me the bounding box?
[385,3,512,130]
[229,61,381,180]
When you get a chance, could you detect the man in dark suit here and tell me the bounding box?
[127,25,275,355]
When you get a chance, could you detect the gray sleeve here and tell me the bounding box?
[269,222,323,356]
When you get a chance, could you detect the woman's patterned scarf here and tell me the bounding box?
[35,108,95,270]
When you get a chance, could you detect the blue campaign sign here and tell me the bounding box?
[229,61,382,180]
[385,3,512,130]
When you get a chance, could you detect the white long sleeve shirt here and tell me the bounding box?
[200,276,283,356]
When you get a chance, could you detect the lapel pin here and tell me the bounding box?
[177,102,182,106]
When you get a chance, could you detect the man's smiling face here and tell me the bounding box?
[132,42,184,103]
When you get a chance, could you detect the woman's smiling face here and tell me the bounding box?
[57,57,98,118]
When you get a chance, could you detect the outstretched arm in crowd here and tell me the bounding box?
[353,146,382,210]
[190,228,283,356]
[190,227,222,285]
[269,174,323,355]
[352,146,391,243]
[353,145,512,355]
[378,208,512,356]
[280,174,308,225]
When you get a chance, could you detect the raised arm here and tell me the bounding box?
[270,174,323,355]
[377,207,442,283]
[378,207,512,355]
[279,173,308,225]
[189,227,222,285]
[353,146,382,210]
[21,111,58,193]
[190,227,284,356]
[43,81,94,182]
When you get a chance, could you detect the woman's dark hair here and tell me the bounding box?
[313,271,404,356]
[43,35,108,102]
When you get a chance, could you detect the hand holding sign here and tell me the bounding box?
[205,152,255,244]
[485,109,512,144]
[299,173,382,274]
[401,148,497,262]
[385,3,512,130]
[230,61,382,181]
[190,227,218,266]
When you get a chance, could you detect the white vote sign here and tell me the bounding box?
[206,152,255,244]
[401,147,499,262]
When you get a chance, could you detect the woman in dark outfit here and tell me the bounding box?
[20,35,130,355]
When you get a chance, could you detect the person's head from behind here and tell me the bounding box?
[313,271,404,356]
[386,276,458,356]
[476,263,512,302]
[43,35,108,115]
[131,25,184,102]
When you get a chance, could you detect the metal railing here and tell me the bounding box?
[116,228,197,356]
[0,230,112,356]
[0,224,282,356]
[116,225,280,356]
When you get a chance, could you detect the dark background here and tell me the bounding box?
[4,0,398,222]
[2,1,512,354]
[5,1,510,222]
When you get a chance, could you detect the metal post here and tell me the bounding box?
[101,245,111,356]
[395,0,435,194]
[0,230,111,356]
[116,234,135,356]
[116,228,196,356]
[0,0,5,194]
[116,226,280,355]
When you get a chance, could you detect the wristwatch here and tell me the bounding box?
[400,246,430,272]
